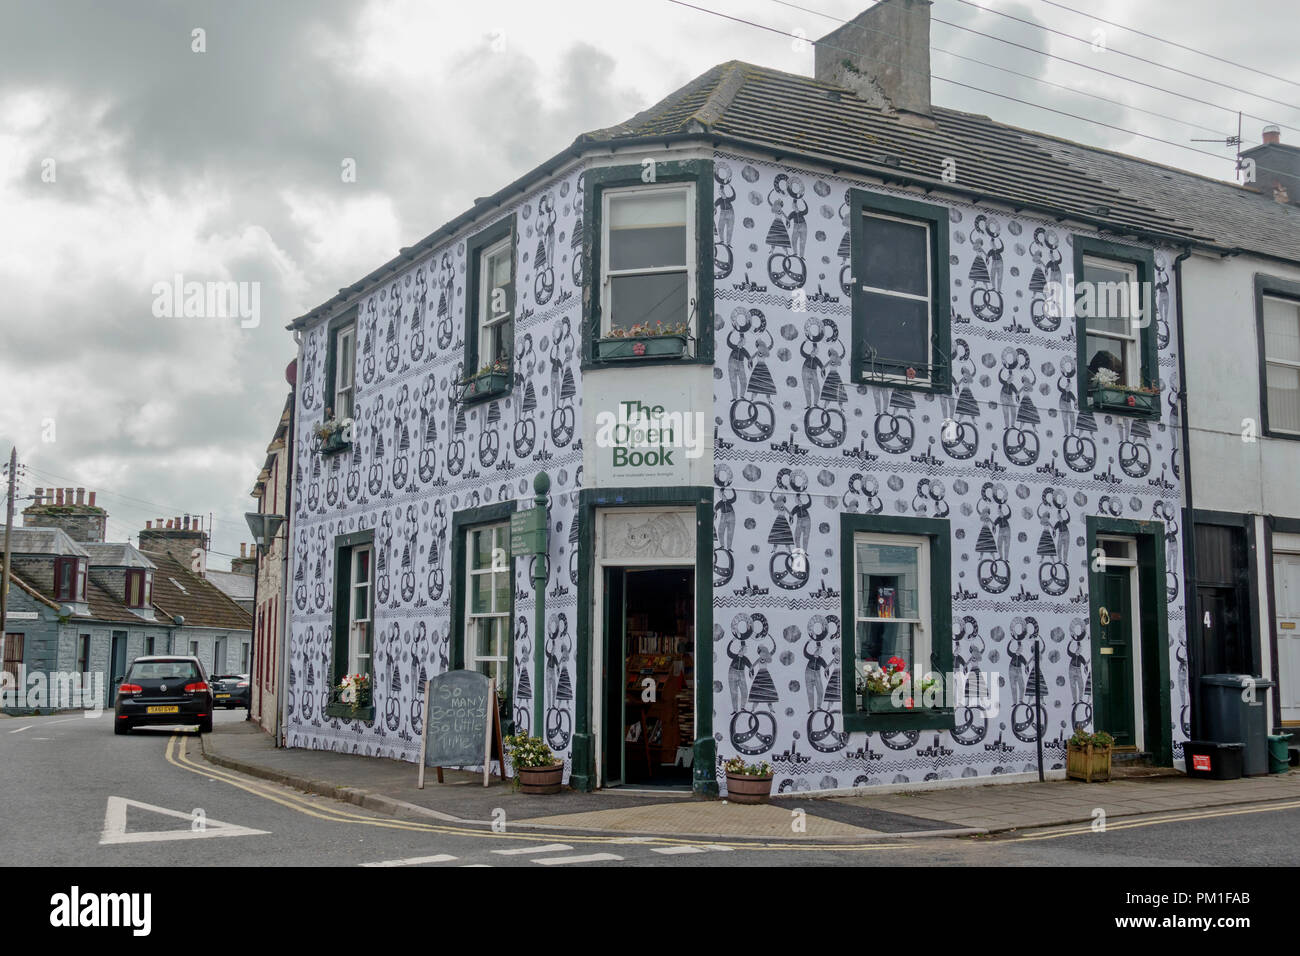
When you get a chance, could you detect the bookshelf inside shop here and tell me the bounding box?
[621,568,694,785]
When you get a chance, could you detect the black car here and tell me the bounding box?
[211,674,250,710]
[114,656,214,735]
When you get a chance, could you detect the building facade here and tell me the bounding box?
[251,388,295,739]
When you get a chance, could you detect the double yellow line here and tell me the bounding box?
[999,798,1300,843]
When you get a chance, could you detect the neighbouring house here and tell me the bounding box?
[1176,125,1300,755]
[249,383,295,740]
[279,0,1298,794]
[207,551,256,615]
[1,490,253,713]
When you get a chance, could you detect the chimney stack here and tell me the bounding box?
[21,482,108,542]
[815,0,934,123]
[1242,125,1299,207]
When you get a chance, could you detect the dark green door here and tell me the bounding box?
[109,632,129,708]
[1095,570,1135,747]
[602,569,625,786]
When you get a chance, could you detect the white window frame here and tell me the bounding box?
[1262,294,1300,435]
[348,543,372,677]
[853,531,932,679]
[464,523,510,685]
[600,183,696,340]
[477,236,513,370]
[859,210,934,385]
[1082,255,1141,387]
[333,323,356,421]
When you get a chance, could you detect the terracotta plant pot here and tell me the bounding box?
[725,772,774,805]
[516,763,564,794]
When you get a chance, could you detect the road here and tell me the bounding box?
[3,709,1298,867]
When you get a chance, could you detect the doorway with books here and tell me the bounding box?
[602,566,695,788]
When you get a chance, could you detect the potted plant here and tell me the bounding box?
[313,410,354,455]
[504,733,563,794]
[326,672,373,720]
[1066,728,1115,782]
[595,321,690,361]
[1088,368,1160,415]
[857,657,933,712]
[723,756,774,804]
[458,358,511,402]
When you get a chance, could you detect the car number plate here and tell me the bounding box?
[215,693,231,699]
[146,705,180,714]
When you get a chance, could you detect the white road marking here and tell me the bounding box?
[99,796,269,845]
[8,725,33,734]
[652,844,735,855]
[359,854,458,867]
[535,852,624,865]
[491,843,573,856]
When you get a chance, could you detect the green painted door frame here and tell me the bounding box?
[1085,516,1173,765]
[570,486,716,795]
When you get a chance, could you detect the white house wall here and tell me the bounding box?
[709,151,1190,791]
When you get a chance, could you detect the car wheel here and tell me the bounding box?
[198,717,213,734]
[114,720,131,736]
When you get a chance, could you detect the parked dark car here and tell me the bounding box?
[211,674,250,710]
[114,656,213,735]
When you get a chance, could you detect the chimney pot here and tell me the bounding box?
[34,487,43,504]
[88,491,96,507]
[56,488,64,505]
[1264,125,1282,145]
[146,520,152,529]
[76,488,85,505]
[66,487,74,505]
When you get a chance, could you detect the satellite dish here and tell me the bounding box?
[173,614,185,626]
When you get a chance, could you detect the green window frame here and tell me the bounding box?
[840,512,953,732]
[462,217,516,405]
[327,528,375,721]
[848,189,951,393]
[581,160,714,369]
[1071,236,1159,419]
[450,501,518,716]
[1254,274,1300,441]
[321,308,358,424]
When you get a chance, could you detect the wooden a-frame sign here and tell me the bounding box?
[417,672,507,788]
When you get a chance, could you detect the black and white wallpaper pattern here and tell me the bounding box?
[286,165,586,772]
[285,148,1190,793]
[709,151,1188,792]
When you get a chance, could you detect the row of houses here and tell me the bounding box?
[233,0,1298,795]
[1,492,254,712]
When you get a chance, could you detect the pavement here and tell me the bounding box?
[201,720,1300,842]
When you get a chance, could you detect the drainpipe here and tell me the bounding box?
[1173,248,1199,742]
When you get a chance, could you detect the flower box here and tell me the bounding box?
[320,430,351,456]
[596,334,688,362]
[864,692,902,713]
[324,700,375,723]
[458,371,511,403]
[1066,742,1112,783]
[1089,385,1159,415]
[724,772,774,805]
[516,763,564,794]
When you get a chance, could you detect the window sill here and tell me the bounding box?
[1088,387,1160,418]
[855,373,948,395]
[844,707,954,733]
[324,701,374,723]
[457,371,511,406]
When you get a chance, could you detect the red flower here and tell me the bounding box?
[633,341,647,356]
[905,367,917,380]
[1126,394,1136,407]
[905,697,915,709]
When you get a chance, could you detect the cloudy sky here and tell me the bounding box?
[1,0,1294,566]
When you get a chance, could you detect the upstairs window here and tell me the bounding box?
[126,569,153,609]
[476,237,513,370]
[1262,293,1300,434]
[1080,256,1141,388]
[602,185,694,337]
[1071,236,1157,417]
[462,219,515,402]
[849,190,950,390]
[332,323,356,421]
[54,557,86,602]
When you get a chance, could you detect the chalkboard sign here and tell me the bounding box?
[416,670,506,788]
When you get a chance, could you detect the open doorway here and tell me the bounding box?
[603,566,695,788]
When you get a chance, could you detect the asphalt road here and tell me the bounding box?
[2,709,1298,867]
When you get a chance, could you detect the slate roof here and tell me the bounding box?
[8,527,90,558]
[290,59,1300,330]
[84,576,152,625]
[81,542,155,569]
[205,568,256,605]
[142,550,253,632]
[6,570,60,610]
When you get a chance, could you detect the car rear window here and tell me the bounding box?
[131,661,199,681]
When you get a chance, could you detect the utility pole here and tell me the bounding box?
[1,447,17,640]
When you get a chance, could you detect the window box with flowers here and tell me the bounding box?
[457,359,512,405]
[314,414,354,456]
[595,322,691,362]
[856,656,938,713]
[1088,369,1161,416]
[325,673,374,722]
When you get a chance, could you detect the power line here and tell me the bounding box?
[669,0,1291,176]
[947,0,1300,117]
[1033,0,1300,91]
[23,464,249,532]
